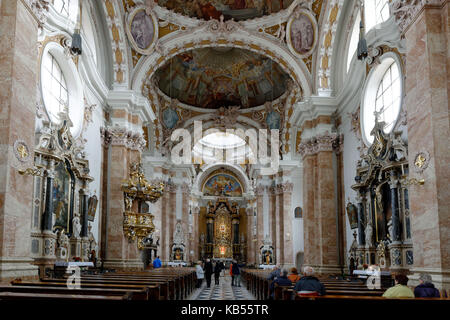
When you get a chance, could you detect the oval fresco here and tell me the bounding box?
[203,173,243,197]
[126,7,158,55]
[286,9,318,58]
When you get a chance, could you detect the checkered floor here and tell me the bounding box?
[188,275,255,300]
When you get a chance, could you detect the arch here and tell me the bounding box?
[194,163,251,195]
[132,28,312,99]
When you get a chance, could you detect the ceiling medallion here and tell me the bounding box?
[286,7,318,59]
[125,5,159,55]
[13,140,31,163]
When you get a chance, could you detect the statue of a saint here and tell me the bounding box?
[174,248,182,261]
[265,251,271,265]
[72,213,82,239]
[365,222,373,247]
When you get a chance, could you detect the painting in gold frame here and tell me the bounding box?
[125,6,159,55]
[286,8,318,59]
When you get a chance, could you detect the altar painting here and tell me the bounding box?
[52,161,72,232]
[203,174,242,197]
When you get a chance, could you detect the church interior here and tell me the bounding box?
[0,0,449,304]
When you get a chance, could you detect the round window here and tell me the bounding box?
[361,55,403,145]
[40,43,84,137]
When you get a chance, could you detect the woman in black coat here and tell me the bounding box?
[214,261,222,285]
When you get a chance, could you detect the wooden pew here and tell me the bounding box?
[0,291,127,301]
[0,284,144,300]
[11,279,161,300]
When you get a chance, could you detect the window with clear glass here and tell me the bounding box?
[362,59,402,144]
[347,12,361,72]
[53,0,70,17]
[42,53,68,122]
[374,61,401,132]
[364,0,390,32]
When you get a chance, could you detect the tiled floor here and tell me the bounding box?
[188,275,255,300]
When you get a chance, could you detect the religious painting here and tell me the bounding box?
[203,173,243,197]
[126,7,158,55]
[266,111,281,130]
[155,48,289,109]
[294,206,302,219]
[162,107,180,129]
[87,195,98,222]
[346,202,358,229]
[286,9,318,58]
[52,161,72,232]
[156,0,294,21]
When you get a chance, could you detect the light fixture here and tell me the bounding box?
[71,0,82,55]
[357,0,368,61]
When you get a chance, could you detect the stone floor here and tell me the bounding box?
[188,274,255,300]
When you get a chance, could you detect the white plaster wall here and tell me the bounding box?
[82,88,105,245]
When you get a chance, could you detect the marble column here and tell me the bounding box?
[280,182,294,267]
[246,206,255,265]
[42,161,55,232]
[356,192,366,246]
[389,173,401,243]
[392,0,450,289]
[0,0,46,280]
[101,125,145,270]
[299,133,341,274]
[271,184,279,263]
[255,185,264,264]
[181,183,190,262]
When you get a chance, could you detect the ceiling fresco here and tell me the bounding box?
[155,0,295,21]
[154,47,290,109]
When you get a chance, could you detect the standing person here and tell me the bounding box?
[230,261,235,286]
[153,256,162,269]
[220,261,225,276]
[195,261,204,288]
[214,261,222,285]
[232,260,241,287]
[204,258,213,288]
[414,273,440,298]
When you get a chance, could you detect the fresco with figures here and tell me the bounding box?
[155,47,289,109]
[203,173,243,197]
[155,0,294,20]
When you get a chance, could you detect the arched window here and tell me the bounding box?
[364,0,390,32]
[362,56,402,145]
[40,43,84,137]
[42,53,68,123]
[347,12,361,72]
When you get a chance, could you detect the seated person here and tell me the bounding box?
[267,264,281,280]
[288,267,301,283]
[414,273,440,298]
[382,274,415,298]
[294,266,326,296]
[269,268,292,299]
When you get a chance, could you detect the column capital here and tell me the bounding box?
[298,132,342,158]
[100,126,146,152]
[390,0,447,35]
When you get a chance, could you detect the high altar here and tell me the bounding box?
[200,199,246,261]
